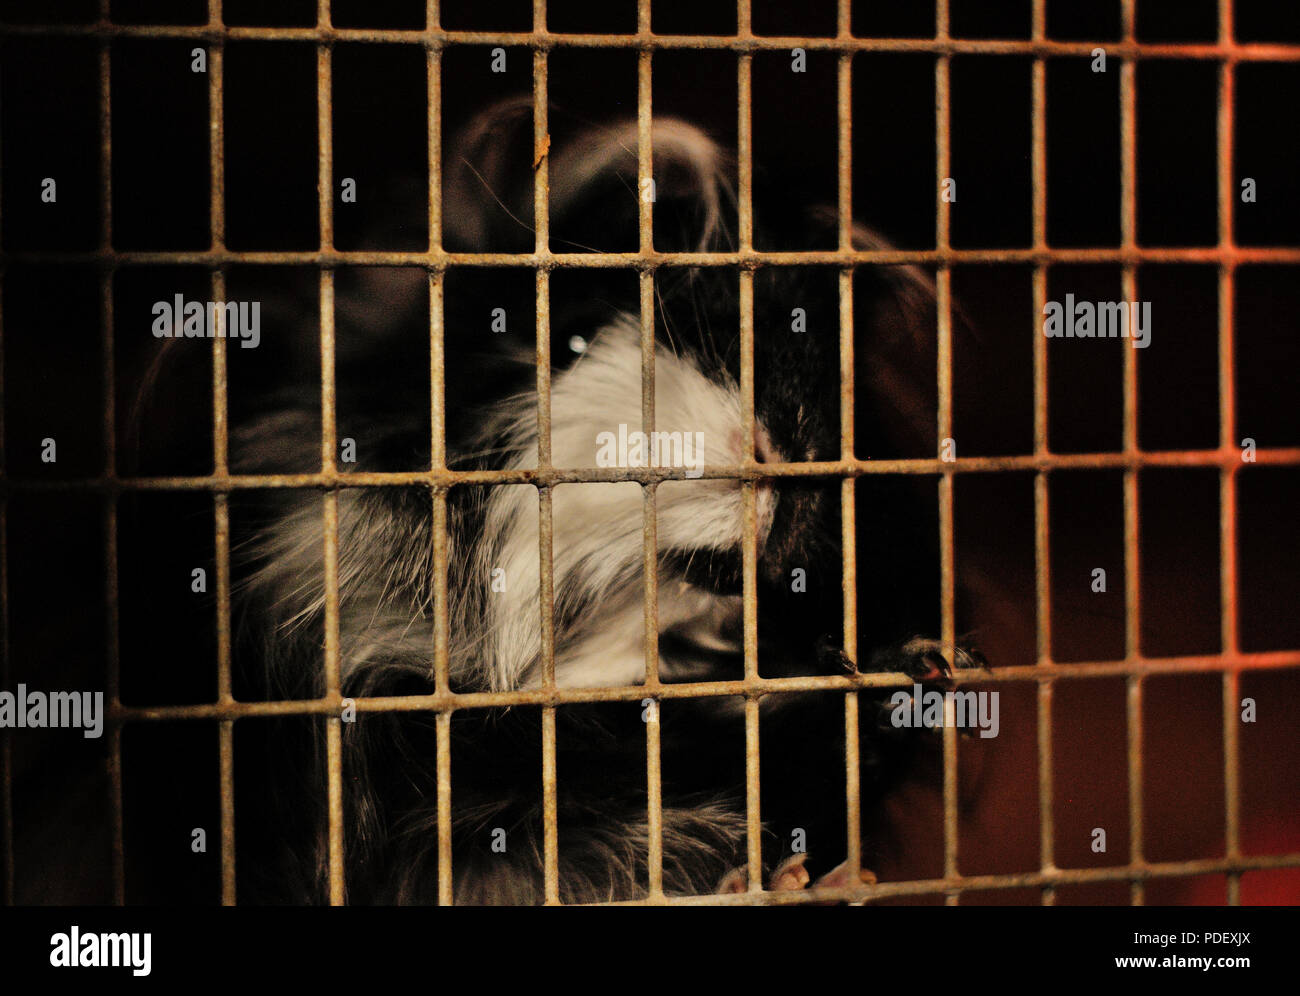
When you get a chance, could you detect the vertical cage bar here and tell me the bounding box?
[430,272,453,903]
[537,328,561,907]
[95,9,127,904]
[1030,0,1056,905]
[427,1,443,256]
[736,6,753,251]
[532,12,550,259]
[532,0,561,906]
[1216,0,1242,907]
[315,1,345,905]
[215,489,236,905]
[740,304,762,892]
[206,3,236,904]
[539,702,559,903]
[320,277,345,905]
[640,269,664,897]
[643,477,664,898]
[207,46,228,465]
[536,305,559,907]
[426,0,454,907]
[208,5,226,252]
[208,39,228,467]
[316,29,336,478]
[434,703,453,904]
[934,0,959,901]
[1119,0,1145,906]
[427,20,445,479]
[735,0,763,890]
[1125,653,1144,902]
[316,24,334,256]
[637,0,654,256]
[1037,681,1056,904]
[836,0,862,887]
[105,485,124,904]
[633,0,664,895]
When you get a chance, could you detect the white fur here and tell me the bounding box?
[483,317,776,691]
[244,112,767,699]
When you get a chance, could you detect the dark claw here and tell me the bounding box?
[816,633,859,675]
[866,636,988,690]
[905,649,951,684]
[960,645,991,671]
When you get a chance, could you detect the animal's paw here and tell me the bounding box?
[817,634,987,686]
[808,857,878,892]
[867,636,987,687]
[715,854,877,896]
[855,637,989,735]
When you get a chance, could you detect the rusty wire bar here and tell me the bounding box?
[92,5,127,905]
[836,0,862,890]
[4,20,1299,63]
[9,245,1299,268]
[733,0,765,894]
[215,487,235,906]
[5,445,1300,496]
[592,848,1300,906]
[1029,0,1056,907]
[425,0,454,908]
[4,445,1299,497]
[529,0,561,906]
[1216,0,1243,907]
[1117,0,1147,907]
[212,310,235,907]
[1,0,1296,910]
[933,0,961,905]
[633,0,667,902]
[314,0,346,907]
[92,649,1300,720]
[205,0,237,909]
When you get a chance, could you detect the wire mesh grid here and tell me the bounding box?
[1,0,1299,906]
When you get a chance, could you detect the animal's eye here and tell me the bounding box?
[568,335,589,355]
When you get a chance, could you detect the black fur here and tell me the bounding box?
[219,105,960,904]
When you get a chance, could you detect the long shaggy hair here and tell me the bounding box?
[225,101,975,904]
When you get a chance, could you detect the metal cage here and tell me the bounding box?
[2,0,1299,906]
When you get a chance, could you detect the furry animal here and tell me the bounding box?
[229,102,975,904]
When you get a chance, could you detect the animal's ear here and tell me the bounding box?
[547,117,737,252]
[442,97,538,252]
[443,99,737,254]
